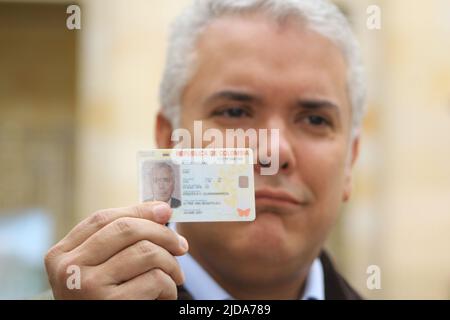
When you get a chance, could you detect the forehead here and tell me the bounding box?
[182,12,349,110]
[152,165,172,176]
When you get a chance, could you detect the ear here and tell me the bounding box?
[342,133,360,202]
[155,112,174,148]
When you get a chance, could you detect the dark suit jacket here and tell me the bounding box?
[170,197,181,208]
[176,251,362,300]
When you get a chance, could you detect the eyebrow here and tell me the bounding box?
[204,90,262,105]
[296,99,341,115]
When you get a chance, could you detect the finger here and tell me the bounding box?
[72,217,188,265]
[98,240,185,286]
[59,202,172,252]
[110,268,177,300]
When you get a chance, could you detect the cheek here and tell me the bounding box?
[291,141,348,243]
[298,140,348,203]
[180,117,192,130]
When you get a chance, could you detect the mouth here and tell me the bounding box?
[255,188,303,207]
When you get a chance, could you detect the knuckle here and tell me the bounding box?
[135,240,156,256]
[89,210,110,229]
[150,268,168,285]
[44,244,63,267]
[114,217,134,235]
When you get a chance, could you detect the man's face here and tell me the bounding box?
[151,166,175,203]
[157,13,359,283]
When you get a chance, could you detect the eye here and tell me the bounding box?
[305,115,330,126]
[212,106,251,118]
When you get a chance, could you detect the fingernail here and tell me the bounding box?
[178,234,189,251]
[153,203,170,221]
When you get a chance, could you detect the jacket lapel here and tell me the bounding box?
[319,251,362,300]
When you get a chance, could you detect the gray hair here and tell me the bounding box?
[159,0,366,137]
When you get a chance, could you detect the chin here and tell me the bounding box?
[228,211,303,264]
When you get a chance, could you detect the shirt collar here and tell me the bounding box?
[177,252,232,300]
[301,256,325,300]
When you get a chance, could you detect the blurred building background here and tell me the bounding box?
[0,0,449,299]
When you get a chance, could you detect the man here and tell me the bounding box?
[44,0,365,300]
[145,162,181,209]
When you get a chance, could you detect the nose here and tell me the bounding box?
[255,117,296,176]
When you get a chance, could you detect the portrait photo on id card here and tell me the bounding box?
[142,160,181,209]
